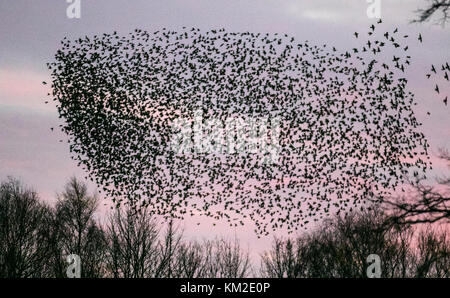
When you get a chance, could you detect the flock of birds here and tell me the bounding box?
[45,20,447,235]
[427,62,449,106]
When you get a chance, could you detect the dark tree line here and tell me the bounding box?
[0,176,448,278]
[0,177,251,278]
[260,208,449,278]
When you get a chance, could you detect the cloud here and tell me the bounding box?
[0,68,52,111]
[300,9,343,21]
[283,0,364,23]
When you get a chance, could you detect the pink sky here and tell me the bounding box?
[1,0,450,258]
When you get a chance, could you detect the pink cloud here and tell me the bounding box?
[0,68,52,111]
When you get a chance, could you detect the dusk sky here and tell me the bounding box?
[1,0,450,260]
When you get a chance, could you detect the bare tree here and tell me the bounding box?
[53,177,106,277]
[381,149,449,226]
[172,241,206,278]
[105,207,164,277]
[413,227,450,277]
[413,0,450,25]
[156,220,184,278]
[203,238,251,278]
[172,237,252,278]
[260,208,449,278]
[0,178,54,277]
